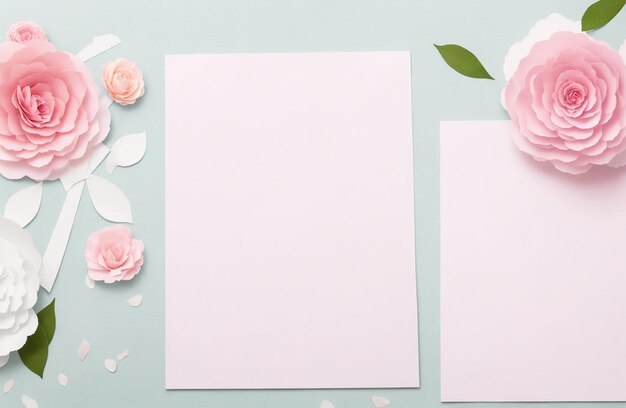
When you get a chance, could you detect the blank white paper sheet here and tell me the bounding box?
[165,52,419,389]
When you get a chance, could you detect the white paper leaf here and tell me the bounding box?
[320,401,335,408]
[78,340,90,361]
[104,358,117,373]
[372,396,390,407]
[76,34,121,62]
[4,183,43,227]
[3,379,14,394]
[127,294,143,307]
[58,373,68,387]
[59,144,110,191]
[116,350,129,361]
[85,274,95,289]
[106,131,147,174]
[0,354,9,368]
[22,394,38,408]
[86,176,132,223]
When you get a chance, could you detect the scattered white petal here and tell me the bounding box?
[127,294,143,307]
[3,379,14,394]
[4,182,43,227]
[86,176,133,223]
[105,131,147,173]
[85,274,95,289]
[76,34,121,62]
[58,373,68,387]
[320,401,335,408]
[116,350,129,361]
[78,340,90,361]
[104,358,117,373]
[116,349,129,361]
[372,396,390,407]
[22,394,38,408]
[0,354,9,368]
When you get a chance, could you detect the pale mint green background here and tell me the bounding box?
[0,0,624,407]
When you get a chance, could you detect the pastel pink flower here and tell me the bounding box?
[0,40,111,180]
[85,225,144,284]
[102,59,145,106]
[5,22,47,44]
[504,32,626,174]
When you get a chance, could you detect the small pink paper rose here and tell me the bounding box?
[0,39,111,180]
[6,21,47,44]
[85,225,144,284]
[504,31,626,175]
[102,59,145,106]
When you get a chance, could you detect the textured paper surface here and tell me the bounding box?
[165,52,418,389]
[440,120,626,402]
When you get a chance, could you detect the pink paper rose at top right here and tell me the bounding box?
[504,22,626,174]
[85,225,144,284]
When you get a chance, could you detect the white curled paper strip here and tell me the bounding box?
[40,146,110,292]
[86,176,132,223]
[76,34,121,62]
[4,182,43,227]
[105,131,147,174]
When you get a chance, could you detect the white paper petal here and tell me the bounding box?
[608,149,626,168]
[22,394,38,408]
[372,396,390,407]
[40,182,84,292]
[503,14,580,82]
[127,294,143,307]
[116,350,129,361]
[105,131,147,174]
[85,274,95,289]
[78,340,90,361]
[76,34,121,62]
[104,358,117,373]
[4,183,43,228]
[320,401,335,408]
[58,373,68,387]
[86,176,132,223]
[3,379,14,394]
[0,354,9,368]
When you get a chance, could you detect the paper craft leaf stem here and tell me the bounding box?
[4,183,43,227]
[435,44,494,80]
[86,176,133,223]
[582,0,626,31]
[76,34,121,62]
[18,299,56,378]
[105,131,147,173]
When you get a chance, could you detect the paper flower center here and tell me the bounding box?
[14,84,55,128]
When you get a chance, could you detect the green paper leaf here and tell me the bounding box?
[582,0,626,31]
[37,299,55,344]
[434,44,494,80]
[18,299,56,378]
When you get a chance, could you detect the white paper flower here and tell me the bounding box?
[0,217,41,363]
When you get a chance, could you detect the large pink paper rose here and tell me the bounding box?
[85,225,144,284]
[0,39,111,180]
[504,32,626,174]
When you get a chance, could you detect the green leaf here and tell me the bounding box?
[582,0,626,31]
[18,299,56,378]
[434,44,494,80]
[37,299,55,344]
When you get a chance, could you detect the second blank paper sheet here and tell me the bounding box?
[165,52,419,389]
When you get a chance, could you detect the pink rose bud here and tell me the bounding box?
[6,21,47,44]
[102,58,145,106]
[85,225,145,284]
